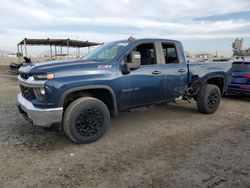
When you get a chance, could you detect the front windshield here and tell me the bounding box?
[82,42,129,61]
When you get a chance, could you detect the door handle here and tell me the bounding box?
[178,69,186,73]
[152,70,161,75]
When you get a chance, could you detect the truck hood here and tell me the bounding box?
[19,59,111,74]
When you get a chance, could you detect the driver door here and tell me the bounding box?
[118,42,163,109]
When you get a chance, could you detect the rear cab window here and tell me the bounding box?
[161,43,180,64]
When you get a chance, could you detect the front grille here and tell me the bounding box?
[20,85,36,101]
[20,73,31,80]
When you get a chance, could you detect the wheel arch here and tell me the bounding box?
[60,85,118,117]
[205,76,225,94]
[189,74,225,94]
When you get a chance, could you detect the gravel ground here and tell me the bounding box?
[0,65,249,188]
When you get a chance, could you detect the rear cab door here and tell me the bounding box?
[156,40,188,100]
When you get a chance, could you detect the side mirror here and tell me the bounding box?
[122,51,141,74]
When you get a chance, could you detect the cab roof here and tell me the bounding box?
[114,38,181,44]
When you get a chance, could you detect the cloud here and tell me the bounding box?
[196,11,250,22]
[0,0,250,55]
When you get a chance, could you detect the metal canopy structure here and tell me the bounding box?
[17,38,101,62]
[18,38,101,48]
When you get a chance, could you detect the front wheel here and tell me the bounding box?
[63,97,110,144]
[196,84,221,114]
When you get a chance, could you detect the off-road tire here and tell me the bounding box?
[63,97,110,144]
[196,84,221,114]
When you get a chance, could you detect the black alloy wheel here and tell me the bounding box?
[196,84,221,114]
[75,108,104,137]
[207,90,219,109]
[63,97,110,144]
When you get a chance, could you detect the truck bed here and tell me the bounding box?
[187,61,232,89]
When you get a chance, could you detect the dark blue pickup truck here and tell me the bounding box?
[17,38,232,143]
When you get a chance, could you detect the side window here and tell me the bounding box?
[162,43,179,64]
[136,43,156,65]
[125,43,156,65]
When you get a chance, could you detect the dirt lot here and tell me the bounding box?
[0,65,249,188]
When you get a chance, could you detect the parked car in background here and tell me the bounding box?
[228,58,250,95]
[10,57,32,74]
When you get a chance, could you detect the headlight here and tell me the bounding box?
[33,73,54,80]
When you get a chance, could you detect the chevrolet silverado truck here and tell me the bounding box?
[17,38,232,144]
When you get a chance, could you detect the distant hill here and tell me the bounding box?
[40,50,51,56]
[0,50,14,56]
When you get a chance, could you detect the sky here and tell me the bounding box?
[1,0,250,57]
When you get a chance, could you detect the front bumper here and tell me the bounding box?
[17,93,63,127]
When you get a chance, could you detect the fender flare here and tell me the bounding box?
[59,85,118,116]
[190,74,226,92]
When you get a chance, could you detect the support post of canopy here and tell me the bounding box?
[78,47,80,59]
[20,44,23,58]
[55,46,57,60]
[67,40,69,59]
[17,44,20,63]
[50,45,52,60]
[24,39,27,57]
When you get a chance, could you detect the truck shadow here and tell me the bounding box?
[11,99,227,151]
[9,102,198,153]
[162,102,198,113]
[117,102,198,117]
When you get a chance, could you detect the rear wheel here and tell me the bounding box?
[63,97,110,144]
[196,84,221,114]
